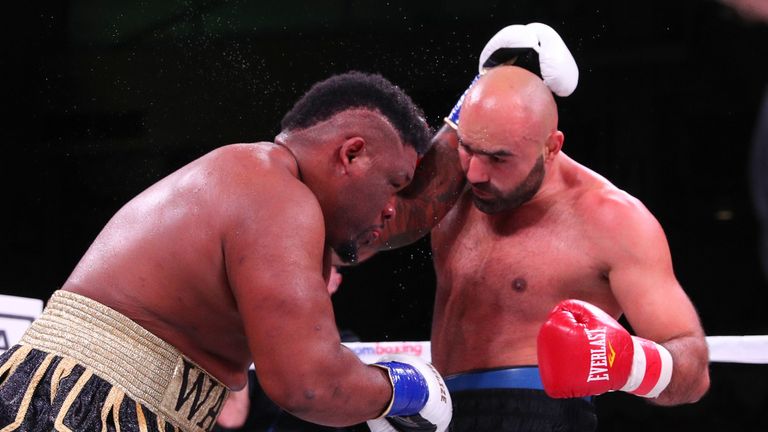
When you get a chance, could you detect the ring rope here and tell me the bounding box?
[343,336,768,364]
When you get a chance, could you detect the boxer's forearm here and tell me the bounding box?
[378,124,466,250]
[652,334,710,406]
[262,345,392,426]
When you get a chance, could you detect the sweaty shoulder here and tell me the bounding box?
[208,143,301,185]
[206,143,322,227]
[574,178,667,257]
[208,143,307,193]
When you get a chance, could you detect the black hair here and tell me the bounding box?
[280,71,431,155]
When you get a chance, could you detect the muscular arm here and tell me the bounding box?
[357,124,465,261]
[224,177,391,426]
[594,191,710,405]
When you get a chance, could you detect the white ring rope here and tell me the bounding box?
[1,295,765,364]
[343,336,768,365]
[705,335,768,364]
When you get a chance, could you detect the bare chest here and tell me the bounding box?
[431,200,612,321]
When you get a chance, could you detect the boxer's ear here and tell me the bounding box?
[543,131,564,161]
[339,137,366,173]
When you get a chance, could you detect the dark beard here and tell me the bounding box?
[334,240,359,264]
[472,155,545,214]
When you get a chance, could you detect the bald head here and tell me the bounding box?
[459,66,559,149]
[455,66,565,214]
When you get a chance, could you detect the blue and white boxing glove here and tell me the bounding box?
[445,22,578,129]
[366,354,452,432]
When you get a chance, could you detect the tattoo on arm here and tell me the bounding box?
[379,125,466,250]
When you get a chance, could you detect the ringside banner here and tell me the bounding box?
[0,294,44,354]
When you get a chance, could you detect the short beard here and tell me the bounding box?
[334,240,359,264]
[472,155,545,214]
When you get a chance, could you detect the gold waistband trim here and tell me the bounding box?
[21,290,229,432]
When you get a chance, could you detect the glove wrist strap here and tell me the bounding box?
[620,336,674,398]
[372,361,429,417]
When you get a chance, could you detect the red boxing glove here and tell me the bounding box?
[537,299,673,399]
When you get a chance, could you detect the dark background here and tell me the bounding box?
[4,0,768,430]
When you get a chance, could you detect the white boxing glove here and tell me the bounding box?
[366,354,452,432]
[478,22,579,97]
[446,22,578,129]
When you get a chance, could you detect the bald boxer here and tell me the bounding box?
[368,25,710,431]
[0,72,451,432]
[430,66,709,431]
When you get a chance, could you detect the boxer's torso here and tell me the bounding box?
[62,142,323,390]
[430,156,625,375]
